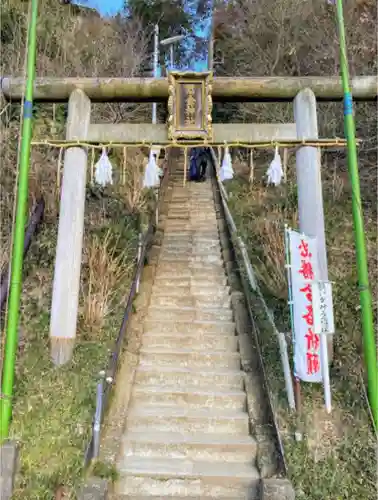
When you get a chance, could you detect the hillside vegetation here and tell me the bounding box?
[0,0,376,498]
[213,1,377,500]
[1,1,152,497]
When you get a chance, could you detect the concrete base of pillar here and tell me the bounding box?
[0,441,18,500]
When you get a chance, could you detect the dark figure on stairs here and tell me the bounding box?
[189,147,210,182]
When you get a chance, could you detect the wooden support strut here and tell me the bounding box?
[1,76,377,102]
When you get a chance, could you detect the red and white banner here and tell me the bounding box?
[288,230,322,383]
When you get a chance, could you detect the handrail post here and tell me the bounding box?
[92,380,104,460]
[136,232,143,294]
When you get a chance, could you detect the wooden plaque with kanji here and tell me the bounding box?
[167,71,213,141]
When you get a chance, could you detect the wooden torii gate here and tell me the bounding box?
[2,74,376,364]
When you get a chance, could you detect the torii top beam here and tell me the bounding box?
[1,76,377,102]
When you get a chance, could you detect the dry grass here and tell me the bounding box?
[114,149,149,215]
[252,216,291,300]
[81,230,133,330]
[1,0,148,77]
[215,0,376,77]
[0,240,10,276]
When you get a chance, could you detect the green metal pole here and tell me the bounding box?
[0,0,39,441]
[335,0,377,429]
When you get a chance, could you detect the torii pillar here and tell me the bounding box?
[50,89,91,365]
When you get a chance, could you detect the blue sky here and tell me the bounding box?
[80,0,123,15]
[77,1,210,71]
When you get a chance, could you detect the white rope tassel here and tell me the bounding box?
[95,147,113,187]
[266,145,283,186]
[151,145,163,178]
[220,146,234,182]
[143,149,160,188]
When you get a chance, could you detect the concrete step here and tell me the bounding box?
[159,251,223,267]
[115,458,260,498]
[141,332,238,351]
[163,229,219,235]
[172,193,213,198]
[186,198,214,202]
[164,224,219,233]
[157,262,225,275]
[166,213,191,220]
[168,204,215,209]
[121,431,257,463]
[151,285,230,299]
[184,216,218,222]
[162,233,221,242]
[167,212,217,220]
[154,271,225,283]
[146,306,233,323]
[188,192,214,196]
[163,230,220,239]
[134,366,243,391]
[159,248,222,258]
[161,236,220,245]
[164,212,217,218]
[139,348,240,370]
[109,494,208,499]
[162,233,220,242]
[131,387,246,410]
[163,220,218,226]
[159,254,223,265]
[154,270,227,281]
[149,294,230,310]
[158,259,224,269]
[166,214,217,221]
[167,206,218,211]
[153,275,228,287]
[143,319,235,336]
[189,197,214,201]
[160,242,221,253]
[166,210,216,216]
[161,241,221,251]
[126,407,249,435]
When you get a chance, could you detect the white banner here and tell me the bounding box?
[288,230,322,383]
[312,281,335,335]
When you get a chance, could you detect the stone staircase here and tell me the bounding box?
[112,159,261,498]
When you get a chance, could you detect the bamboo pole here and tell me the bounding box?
[335,0,377,429]
[0,0,39,441]
[1,76,376,102]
